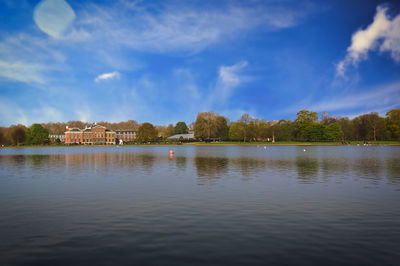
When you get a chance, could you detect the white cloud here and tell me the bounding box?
[215,61,248,99]
[337,5,400,76]
[94,71,120,82]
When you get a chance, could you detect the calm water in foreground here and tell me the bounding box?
[0,145,399,265]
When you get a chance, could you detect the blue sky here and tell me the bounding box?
[0,0,399,126]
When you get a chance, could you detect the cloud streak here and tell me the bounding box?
[72,0,312,53]
[310,80,400,115]
[94,71,120,82]
[337,5,400,76]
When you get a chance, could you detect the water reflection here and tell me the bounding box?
[320,158,349,181]
[28,154,50,168]
[195,156,229,185]
[352,158,383,183]
[230,157,267,180]
[175,156,187,170]
[386,158,400,184]
[0,154,27,169]
[0,147,399,187]
[296,156,319,183]
[0,147,400,266]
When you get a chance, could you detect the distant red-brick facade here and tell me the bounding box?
[115,130,136,144]
[65,128,83,144]
[65,124,136,145]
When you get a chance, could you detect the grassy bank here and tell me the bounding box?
[186,141,400,145]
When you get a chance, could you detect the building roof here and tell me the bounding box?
[65,128,82,133]
[115,130,136,132]
[166,133,195,140]
[92,124,107,129]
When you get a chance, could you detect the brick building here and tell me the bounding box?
[82,127,93,145]
[115,130,136,144]
[65,127,83,144]
[65,124,131,145]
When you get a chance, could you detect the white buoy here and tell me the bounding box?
[303,149,306,152]
[264,146,267,150]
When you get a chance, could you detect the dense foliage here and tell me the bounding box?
[174,122,189,134]
[0,109,399,146]
[194,112,229,140]
[136,123,158,143]
[26,124,49,145]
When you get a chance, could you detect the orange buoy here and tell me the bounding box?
[169,150,174,155]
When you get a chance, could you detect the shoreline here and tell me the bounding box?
[2,142,400,149]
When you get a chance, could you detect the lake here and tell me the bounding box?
[0,145,399,265]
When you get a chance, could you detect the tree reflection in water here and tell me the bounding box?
[296,155,319,184]
[64,152,157,174]
[230,157,267,181]
[194,156,229,185]
[386,158,400,185]
[175,156,187,170]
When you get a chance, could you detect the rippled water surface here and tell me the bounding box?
[0,145,399,265]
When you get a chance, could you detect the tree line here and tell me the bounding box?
[190,109,400,142]
[0,109,399,145]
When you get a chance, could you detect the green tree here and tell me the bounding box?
[137,123,158,143]
[325,122,343,141]
[386,109,400,140]
[26,124,49,145]
[229,122,245,141]
[174,122,189,134]
[166,124,175,137]
[273,119,294,141]
[257,121,269,141]
[352,113,386,141]
[295,110,318,140]
[365,112,385,141]
[194,112,218,139]
[352,116,367,140]
[239,113,256,141]
[215,116,229,140]
[337,117,353,141]
[246,121,257,141]
[304,123,326,141]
